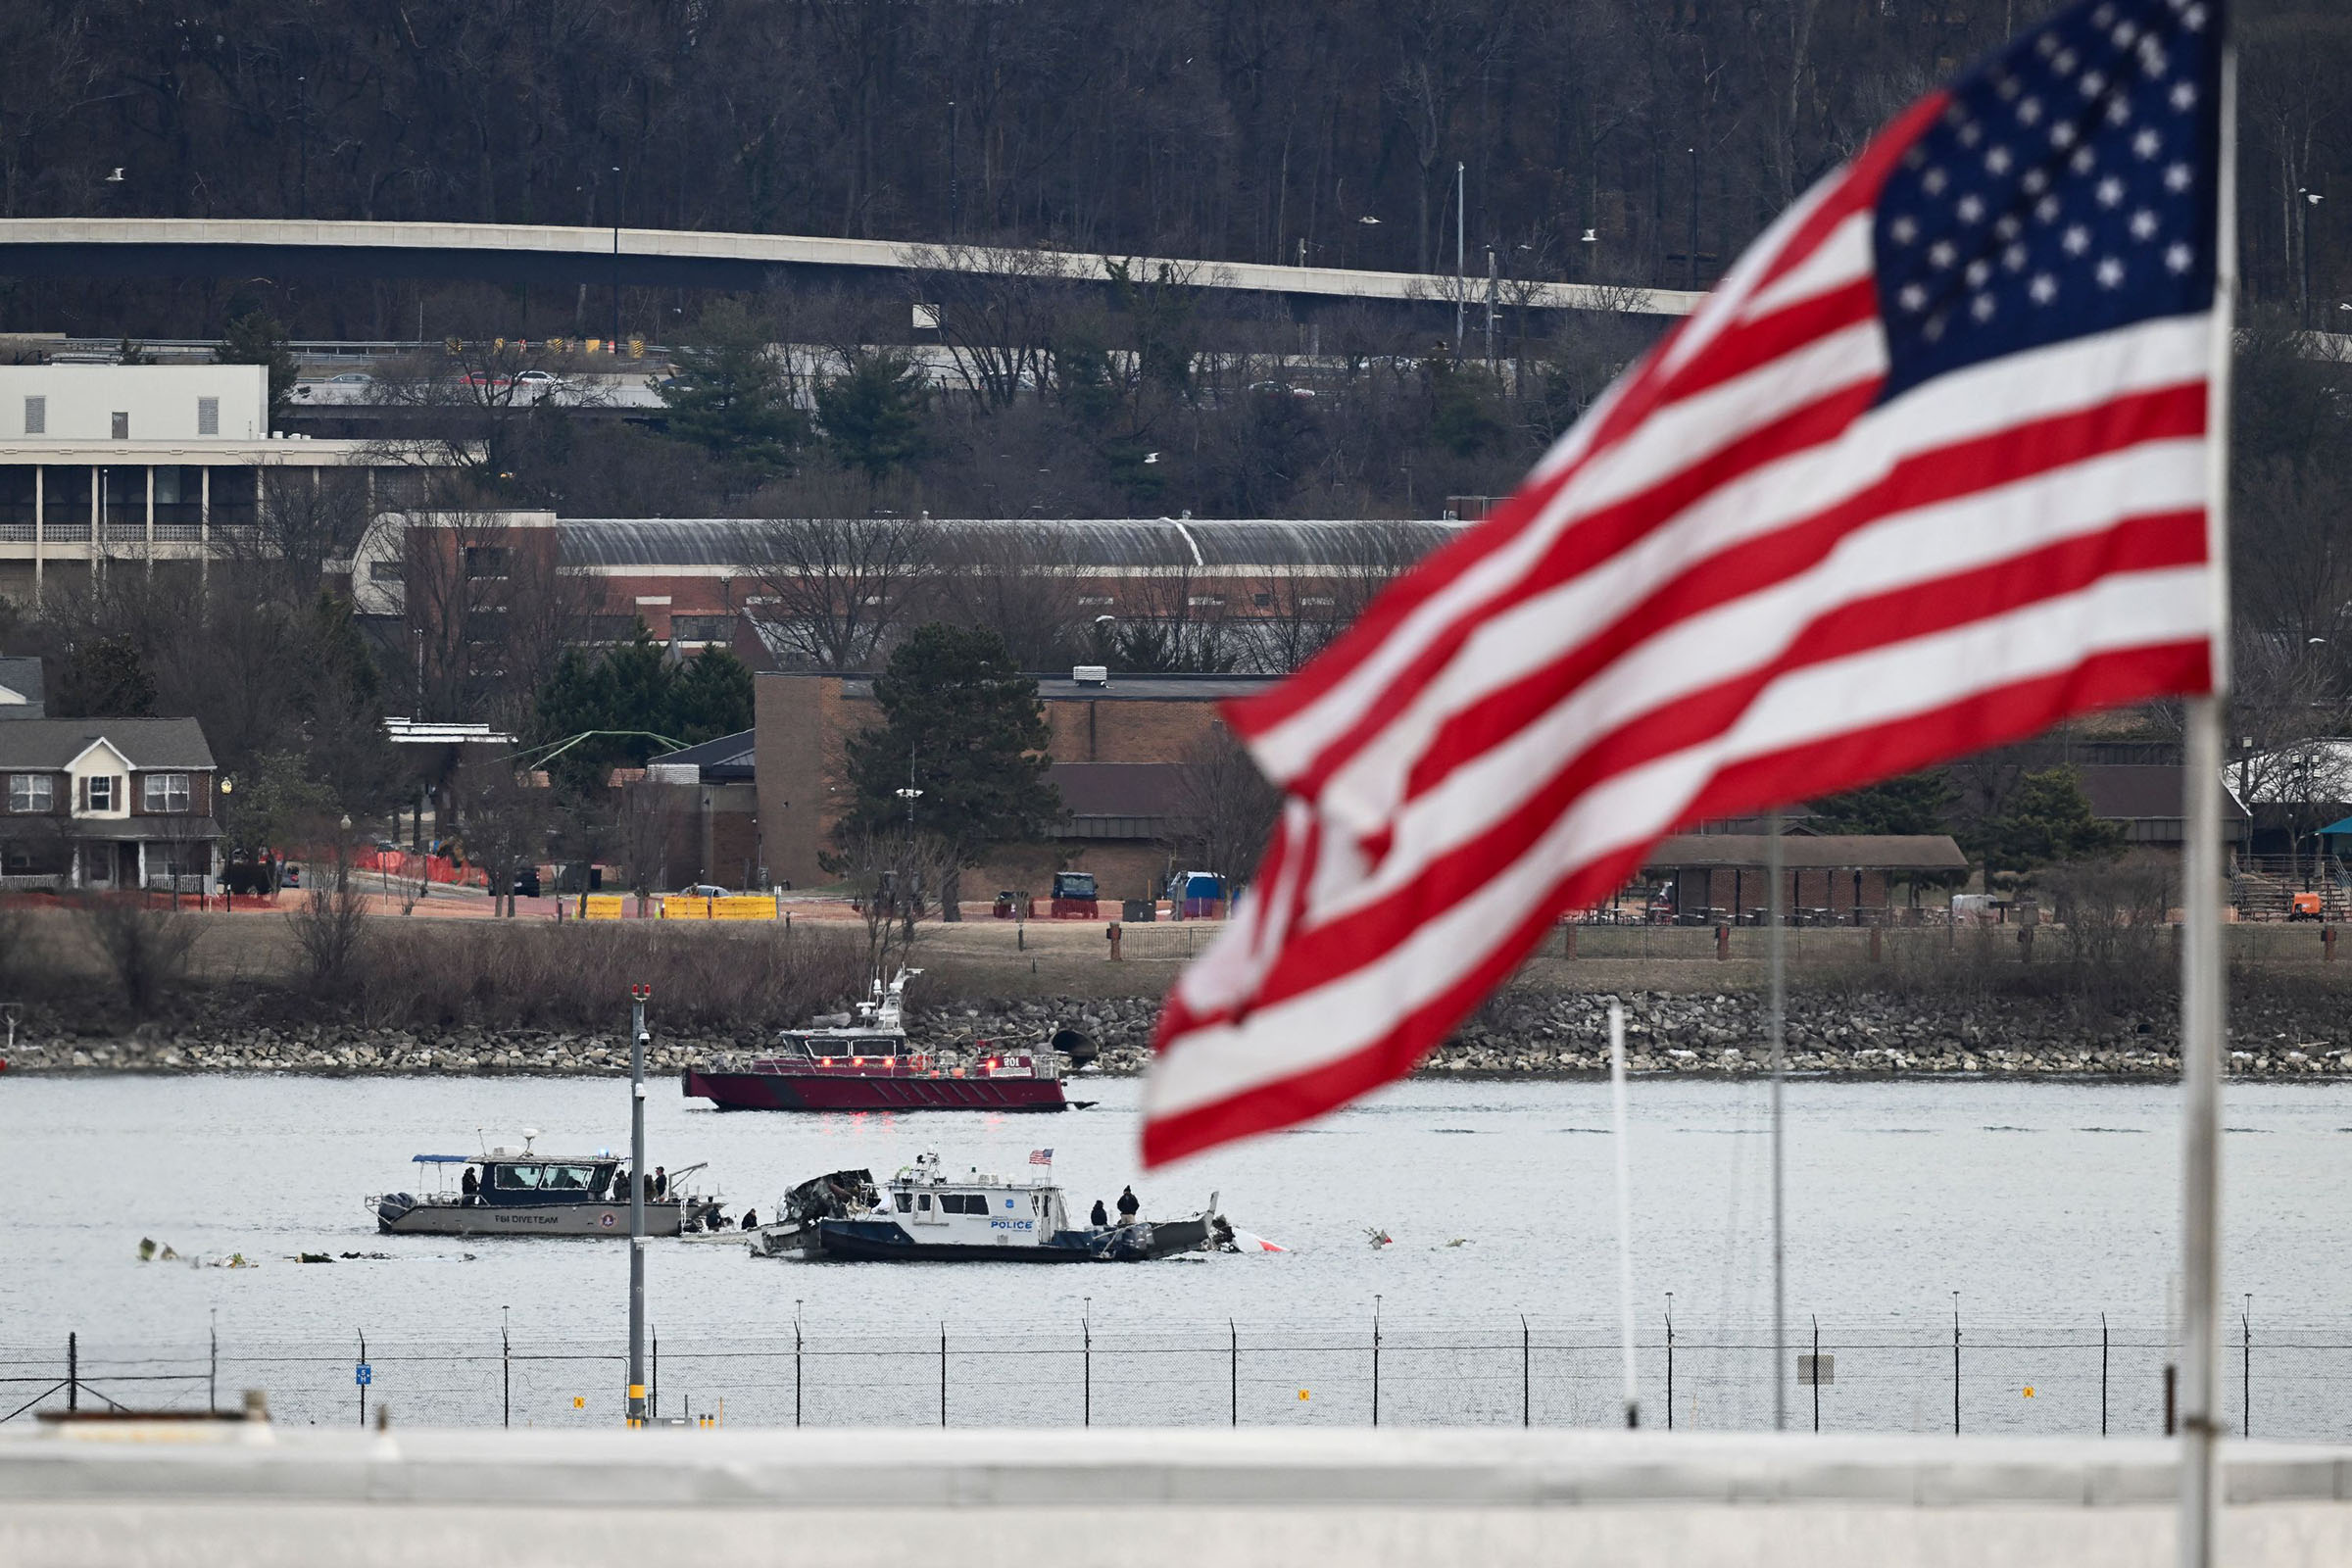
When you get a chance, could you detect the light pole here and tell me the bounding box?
[627,984,651,1428]
[2297,189,2323,329]
[1454,161,1467,351]
[609,165,623,351]
[897,746,922,834]
[1688,147,1700,291]
[337,812,352,892]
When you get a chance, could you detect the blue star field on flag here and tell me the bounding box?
[1874,0,2224,402]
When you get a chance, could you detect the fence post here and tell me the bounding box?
[1082,1303,1092,1429]
[502,1309,511,1429]
[1564,922,1576,959]
[209,1311,218,1416]
[1950,1296,1960,1436]
[1229,1319,1238,1428]
[1371,1297,1382,1428]
[67,1332,76,1414]
[358,1330,368,1429]
[1521,1315,1530,1428]
[1665,1295,1675,1431]
[795,1302,804,1428]
[2100,1314,2108,1437]
[2242,1296,2252,1437]
[940,1323,948,1429]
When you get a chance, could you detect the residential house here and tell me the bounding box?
[0,717,221,890]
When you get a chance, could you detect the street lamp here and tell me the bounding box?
[609,164,623,351]
[2298,188,2323,329]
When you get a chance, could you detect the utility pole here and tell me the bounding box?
[627,984,650,1428]
[949,102,961,240]
[1485,247,1497,369]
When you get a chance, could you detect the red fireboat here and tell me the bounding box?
[681,969,1080,1112]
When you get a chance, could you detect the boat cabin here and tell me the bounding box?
[886,1152,1072,1240]
[413,1149,627,1206]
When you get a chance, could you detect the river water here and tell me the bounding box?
[6,1071,2350,1437]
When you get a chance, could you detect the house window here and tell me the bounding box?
[142,773,190,813]
[672,614,735,643]
[23,397,43,435]
[368,560,404,581]
[463,545,510,578]
[197,397,220,436]
[84,775,116,811]
[7,774,51,812]
[111,412,128,440]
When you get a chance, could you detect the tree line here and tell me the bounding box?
[4,1,2340,336]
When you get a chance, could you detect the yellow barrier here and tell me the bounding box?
[711,897,777,921]
[580,895,625,921]
[661,896,711,920]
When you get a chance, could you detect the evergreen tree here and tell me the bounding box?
[654,299,807,477]
[216,310,298,415]
[1809,771,1957,836]
[1965,767,2126,880]
[673,646,755,743]
[816,349,934,481]
[55,635,155,716]
[841,624,1057,919]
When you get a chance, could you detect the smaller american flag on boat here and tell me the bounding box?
[1029,1149,1054,1165]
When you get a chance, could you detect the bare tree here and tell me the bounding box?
[75,895,200,1019]
[901,244,1076,411]
[1170,726,1282,890]
[830,825,959,981]
[449,757,555,916]
[735,498,934,670]
[919,522,1087,670]
[610,774,686,910]
[288,887,371,990]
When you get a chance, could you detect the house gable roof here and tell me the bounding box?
[0,717,216,771]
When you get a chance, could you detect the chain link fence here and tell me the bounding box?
[5,1314,2341,1438]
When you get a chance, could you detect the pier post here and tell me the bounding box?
[940,1324,948,1428]
[795,1301,804,1428]
[357,1331,367,1429]
[1371,1297,1382,1427]
[1521,1315,1529,1428]
[2243,1298,2252,1437]
[2101,1314,2108,1437]
[1082,1302,1092,1428]
[1229,1320,1238,1427]
[66,1333,76,1414]
[1665,1296,1675,1431]
[502,1308,511,1429]
[1812,1317,1821,1433]
[1951,1296,1960,1436]
[209,1311,217,1416]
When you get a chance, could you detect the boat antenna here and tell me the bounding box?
[520,1126,539,1153]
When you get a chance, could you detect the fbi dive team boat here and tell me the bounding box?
[368,1132,723,1236]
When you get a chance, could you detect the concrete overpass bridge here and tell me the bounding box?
[0,217,1700,321]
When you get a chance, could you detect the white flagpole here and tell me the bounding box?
[1767,809,1788,1432]
[2179,42,2237,1568]
[1608,1001,1640,1428]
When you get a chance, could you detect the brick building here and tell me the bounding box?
[754,668,1275,893]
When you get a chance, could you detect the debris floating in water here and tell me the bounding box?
[136,1238,179,1262]
[1365,1227,1393,1250]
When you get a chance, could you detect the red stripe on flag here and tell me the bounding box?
[1144,639,2210,1167]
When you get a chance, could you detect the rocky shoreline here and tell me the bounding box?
[5,989,2351,1080]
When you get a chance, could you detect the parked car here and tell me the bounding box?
[327,371,374,385]
[512,866,543,898]
[677,882,730,898]
[513,368,565,386]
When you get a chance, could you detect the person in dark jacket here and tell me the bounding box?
[1090,1199,1109,1228]
[461,1166,479,1201]
[1116,1187,1140,1223]
[653,1166,668,1200]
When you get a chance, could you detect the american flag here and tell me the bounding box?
[1143,0,2226,1167]
[1029,1149,1054,1165]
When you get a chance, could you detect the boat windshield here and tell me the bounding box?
[494,1162,608,1192]
[785,1033,907,1059]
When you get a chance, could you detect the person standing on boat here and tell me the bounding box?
[461,1166,479,1203]
[1090,1198,1108,1228]
[654,1166,668,1200]
[1116,1187,1139,1225]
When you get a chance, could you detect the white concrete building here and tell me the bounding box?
[0,363,422,603]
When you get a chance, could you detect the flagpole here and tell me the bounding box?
[1607,1001,1639,1429]
[1767,808,1787,1433]
[2179,41,2238,1568]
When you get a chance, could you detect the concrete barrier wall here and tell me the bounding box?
[5,1427,2352,1568]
